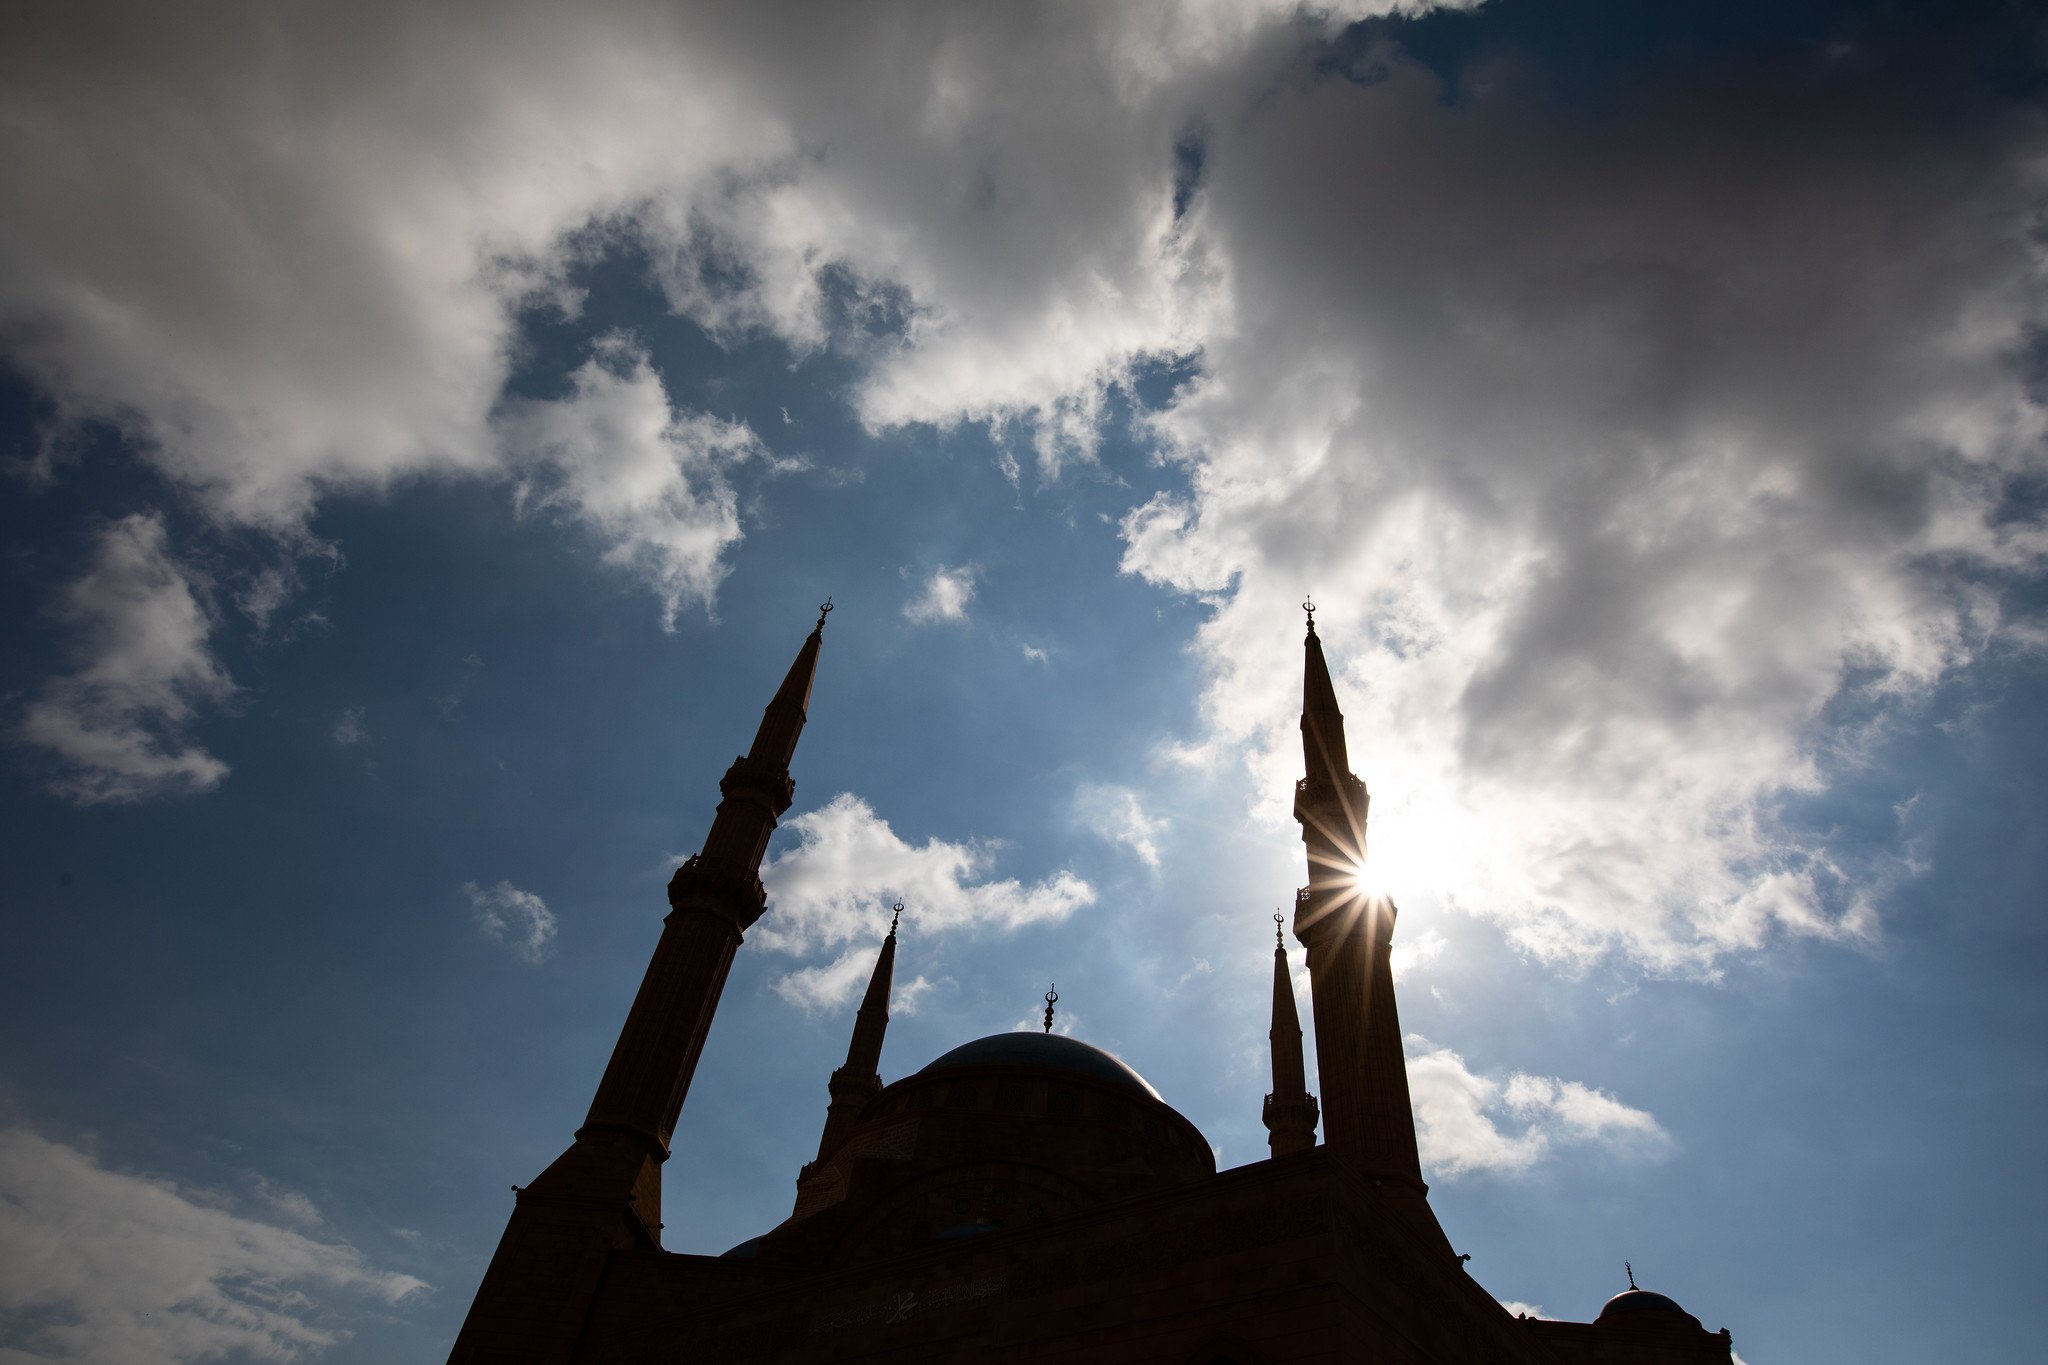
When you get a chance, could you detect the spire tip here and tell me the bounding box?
[1274,911,1285,949]
[1302,595,1317,638]
[889,898,903,937]
[1042,984,1059,1034]
[815,597,834,632]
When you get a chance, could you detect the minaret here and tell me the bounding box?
[450,603,831,1363]
[1290,601,1424,1190]
[809,902,900,1167]
[1262,913,1319,1157]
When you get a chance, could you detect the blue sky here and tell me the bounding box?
[2,1,2045,1361]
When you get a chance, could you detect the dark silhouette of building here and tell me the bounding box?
[450,604,1736,1362]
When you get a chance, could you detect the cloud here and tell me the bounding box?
[1405,1038,1669,1178]
[16,513,233,804]
[463,880,557,963]
[499,338,754,629]
[0,1127,424,1364]
[1074,783,1169,868]
[1389,928,1447,979]
[757,792,1094,960]
[1115,15,2048,970]
[771,944,940,1018]
[902,564,978,626]
[330,707,368,748]
[1021,643,1049,664]
[4,0,2040,973]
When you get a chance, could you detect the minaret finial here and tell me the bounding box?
[1626,1261,1637,1290]
[816,596,834,631]
[889,898,904,936]
[1303,595,1317,637]
[1274,911,1285,948]
[1042,984,1059,1034]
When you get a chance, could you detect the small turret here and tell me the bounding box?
[808,901,901,1169]
[1263,914,1319,1157]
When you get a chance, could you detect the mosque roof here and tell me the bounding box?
[916,1032,1160,1098]
[1596,1288,1695,1323]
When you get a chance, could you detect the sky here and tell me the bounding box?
[1,0,2044,1360]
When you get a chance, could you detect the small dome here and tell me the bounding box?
[917,1032,1159,1097]
[1596,1288,1697,1325]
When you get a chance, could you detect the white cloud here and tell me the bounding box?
[463,880,557,964]
[891,975,937,1016]
[1021,643,1050,664]
[1389,928,1447,979]
[0,1128,424,1364]
[772,944,881,1013]
[757,792,1094,962]
[499,338,754,629]
[1405,1037,1669,1178]
[1114,31,2048,971]
[4,0,2040,973]
[1074,783,1170,868]
[902,564,978,626]
[330,707,368,748]
[1496,1299,1546,1320]
[773,947,939,1018]
[17,513,233,804]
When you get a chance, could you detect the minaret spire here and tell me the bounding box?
[1289,602,1425,1191]
[452,606,831,1362]
[1263,913,1320,1157]
[808,901,900,1168]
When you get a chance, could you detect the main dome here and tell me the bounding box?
[916,1032,1160,1097]
[1596,1288,1701,1328]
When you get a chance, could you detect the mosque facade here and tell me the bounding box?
[449,606,1736,1363]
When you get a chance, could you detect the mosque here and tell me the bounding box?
[449,605,1736,1362]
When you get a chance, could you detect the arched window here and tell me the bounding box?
[997,1083,1025,1111]
[947,1083,977,1109]
[1051,1089,1076,1114]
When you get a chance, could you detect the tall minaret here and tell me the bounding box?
[809,901,900,1168]
[1263,913,1319,1158]
[1290,601,1424,1190]
[450,604,831,1363]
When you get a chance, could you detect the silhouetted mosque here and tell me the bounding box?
[451,605,1736,1362]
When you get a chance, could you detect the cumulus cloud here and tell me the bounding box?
[770,941,942,1017]
[902,564,979,626]
[1074,783,1170,868]
[1405,1038,1669,1178]
[1117,14,2048,969]
[5,0,2042,971]
[463,880,557,963]
[499,339,754,628]
[757,793,1094,963]
[17,514,234,804]
[0,1127,424,1364]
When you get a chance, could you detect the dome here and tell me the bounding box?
[1596,1288,1699,1327]
[916,1032,1159,1097]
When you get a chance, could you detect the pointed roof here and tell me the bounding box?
[854,902,898,1025]
[1300,604,1351,785]
[747,600,831,769]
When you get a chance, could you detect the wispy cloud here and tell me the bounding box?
[1405,1037,1669,1178]
[902,564,978,626]
[756,793,1092,1004]
[1074,783,1169,868]
[0,1128,424,1364]
[500,338,754,628]
[330,707,368,748]
[17,513,233,804]
[463,880,557,964]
